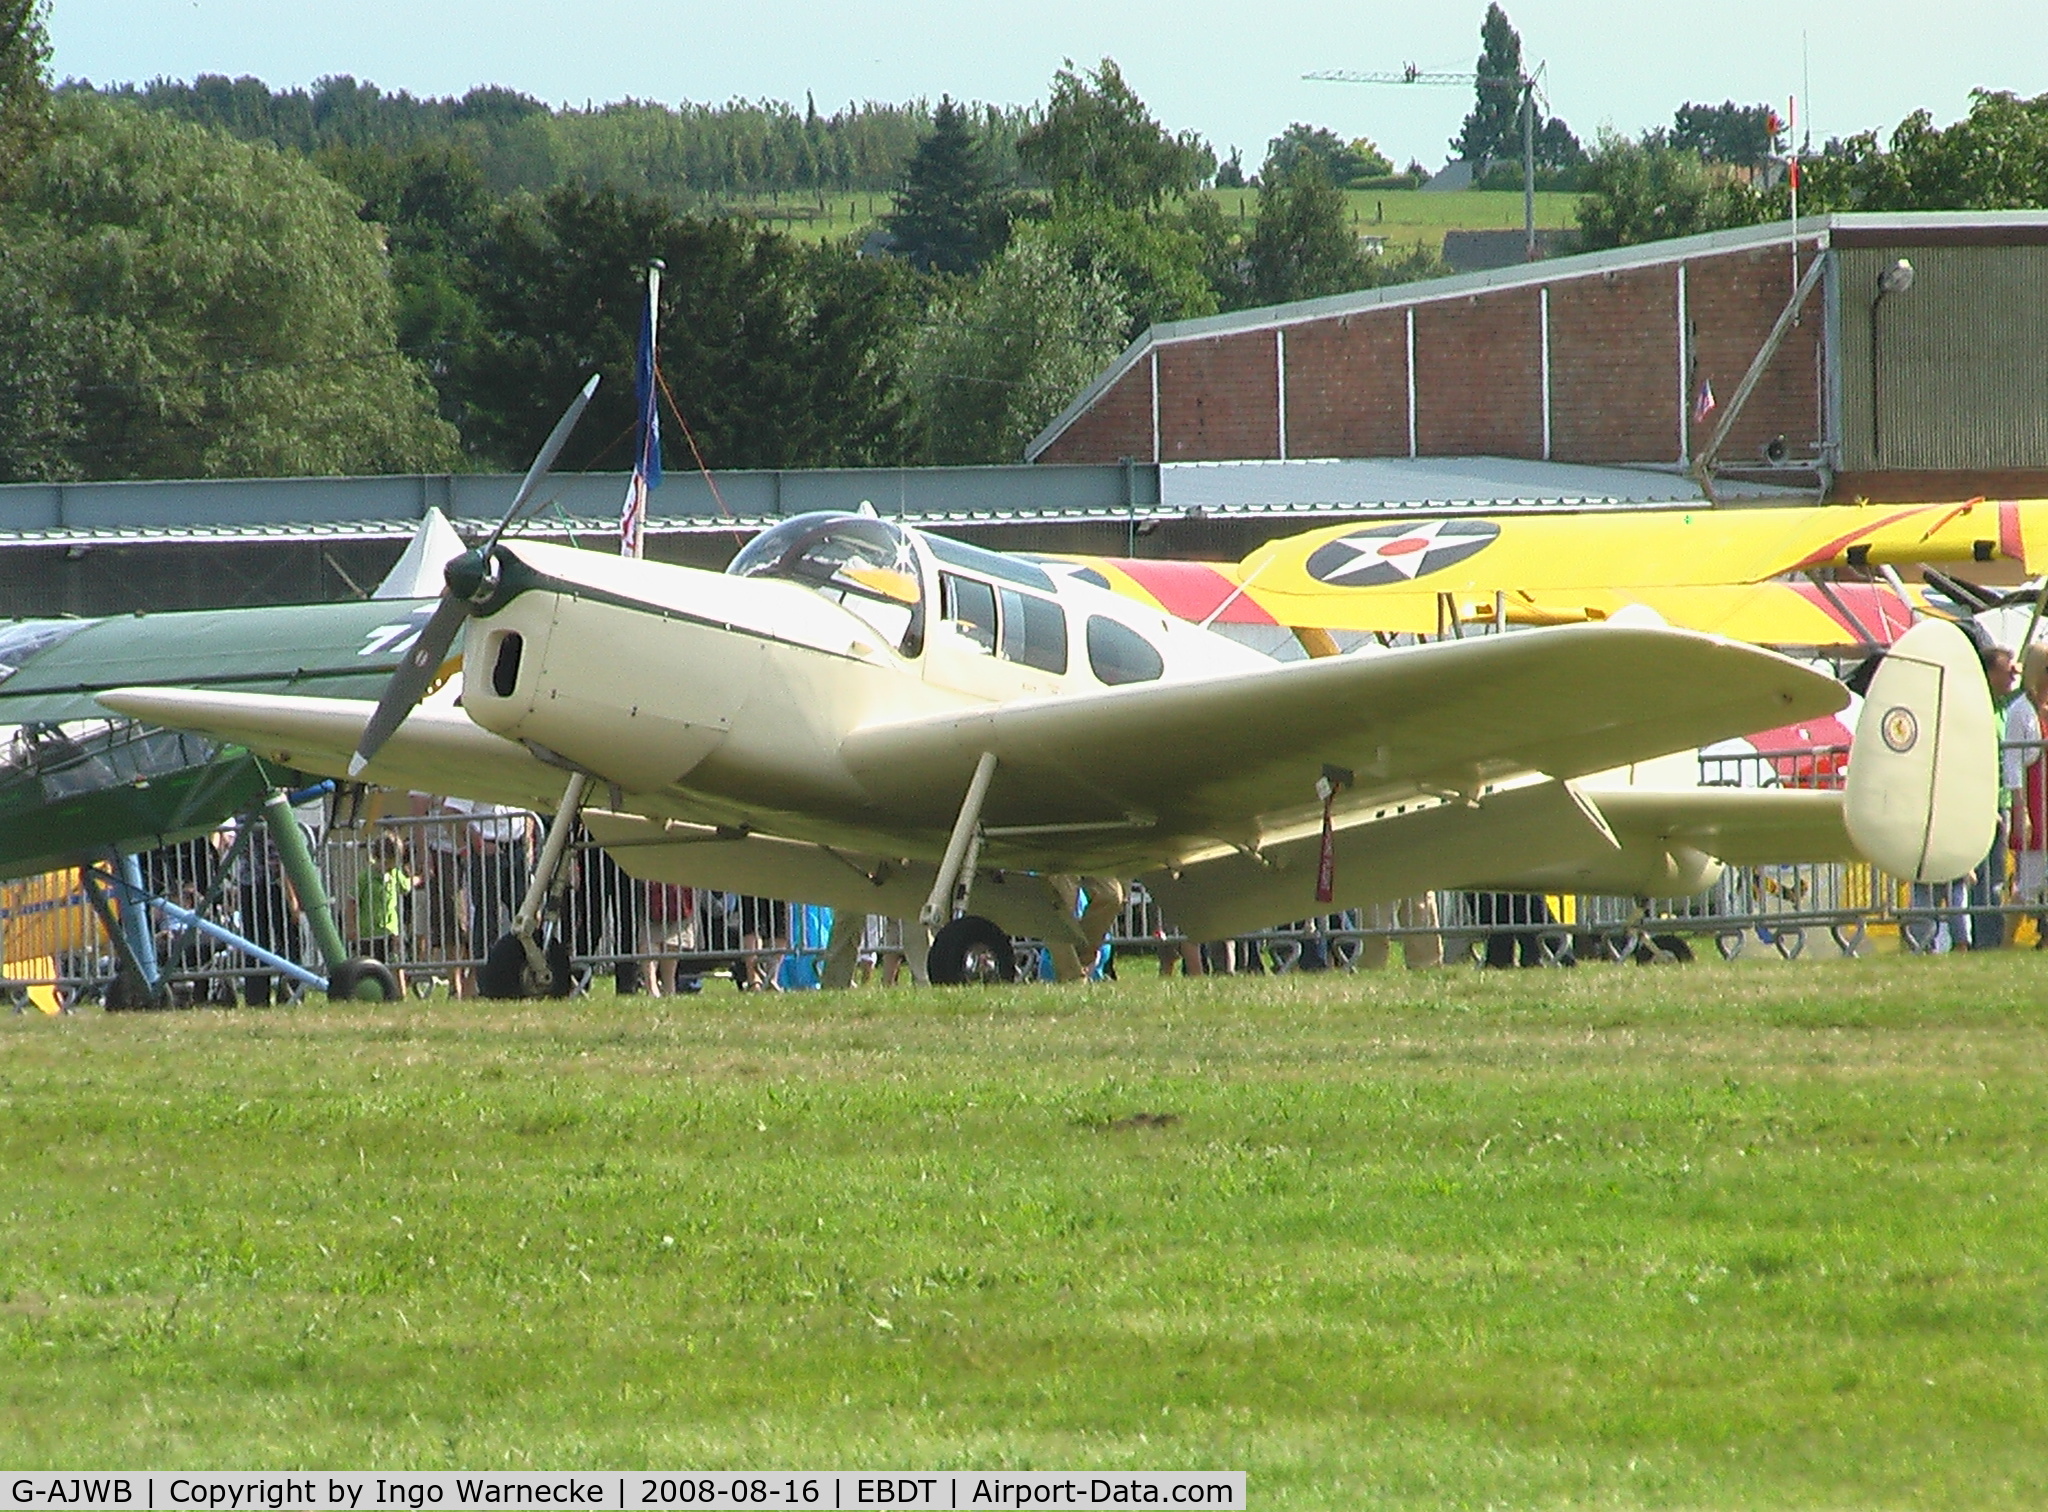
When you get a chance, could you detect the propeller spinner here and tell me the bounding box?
[349,374,601,777]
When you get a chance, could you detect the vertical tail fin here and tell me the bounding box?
[1844,618,1998,882]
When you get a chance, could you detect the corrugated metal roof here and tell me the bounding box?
[1025,210,2048,462]
[1158,457,1782,511]
[0,459,1793,548]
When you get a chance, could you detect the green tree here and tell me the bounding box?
[319,139,492,410]
[1574,132,1765,249]
[1451,3,1526,168]
[1670,102,1783,167]
[1263,123,1392,187]
[904,228,1127,464]
[5,96,457,480]
[0,0,52,194]
[1245,156,1370,305]
[0,217,84,478]
[1038,202,1217,337]
[462,185,914,471]
[1800,90,2048,211]
[1016,59,1213,211]
[884,95,1007,275]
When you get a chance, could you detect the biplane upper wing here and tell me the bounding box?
[1065,498,2048,647]
[0,600,440,727]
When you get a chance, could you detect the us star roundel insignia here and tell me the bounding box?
[1302,520,1502,587]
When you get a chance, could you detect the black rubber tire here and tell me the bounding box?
[104,971,168,1012]
[927,915,1016,986]
[478,931,573,999]
[1633,932,1698,965]
[327,956,402,1002]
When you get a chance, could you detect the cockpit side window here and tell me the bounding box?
[727,512,925,656]
[1086,615,1165,685]
[940,573,997,654]
[1000,588,1069,675]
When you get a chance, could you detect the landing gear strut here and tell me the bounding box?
[919,753,1014,986]
[478,772,588,999]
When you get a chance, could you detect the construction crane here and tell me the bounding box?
[1305,63,1544,261]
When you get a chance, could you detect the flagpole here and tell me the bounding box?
[620,258,664,559]
[1788,96,1799,301]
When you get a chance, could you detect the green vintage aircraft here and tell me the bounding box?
[0,597,438,877]
[0,517,462,1005]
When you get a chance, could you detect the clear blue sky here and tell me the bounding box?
[50,0,2045,172]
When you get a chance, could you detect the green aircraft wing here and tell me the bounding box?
[0,599,441,881]
[0,599,441,726]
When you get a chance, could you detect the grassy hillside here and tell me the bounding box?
[719,188,1583,252]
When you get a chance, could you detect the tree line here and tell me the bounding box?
[0,0,1432,483]
[1577,91,2048,249]
[7,0,2043,486]
[100,71,1023,205]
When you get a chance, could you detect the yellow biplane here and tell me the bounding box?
[1065,498,2048,649]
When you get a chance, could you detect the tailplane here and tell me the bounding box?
[1844,618,1997,882]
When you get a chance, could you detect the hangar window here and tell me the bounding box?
[999,588,1069,675]
[1086,615,1164,685]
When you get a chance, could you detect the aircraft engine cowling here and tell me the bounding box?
[460,589,742,794]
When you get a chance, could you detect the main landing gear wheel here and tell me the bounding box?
[1632,933,1696,965]
[103,970,168,1012]
[327,956,402,1003]
[478,931,573,1000]
[927,915,1016,986]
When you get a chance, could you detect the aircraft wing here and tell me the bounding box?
[841,622,1846,872]
[0,599,441,727]
[1068,554,1935,647]
[1137,779,1859,941]
[93,688,568,814]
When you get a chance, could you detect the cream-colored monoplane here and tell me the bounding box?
[102,500,1996,987]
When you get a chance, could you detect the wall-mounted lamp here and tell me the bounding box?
[1871,258,1916,463]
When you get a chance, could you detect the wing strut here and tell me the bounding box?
[920,751,999,929]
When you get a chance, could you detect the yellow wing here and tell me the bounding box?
[1064,498,2048,647]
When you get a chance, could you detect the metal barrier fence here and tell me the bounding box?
[10,739,2047,1004]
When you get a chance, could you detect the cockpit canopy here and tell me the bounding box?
[726,512,925,656]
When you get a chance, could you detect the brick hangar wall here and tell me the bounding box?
[1036,244,1822,469]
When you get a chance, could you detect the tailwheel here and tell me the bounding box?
[327,956,402,1003]
[927,915,1016,986]
[479,931,573,999]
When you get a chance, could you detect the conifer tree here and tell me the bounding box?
[884,96,1004,275]
[1451,3,1525,169]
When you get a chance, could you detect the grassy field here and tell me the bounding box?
[719,188,1581,252]
[4,955,2044,1505]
